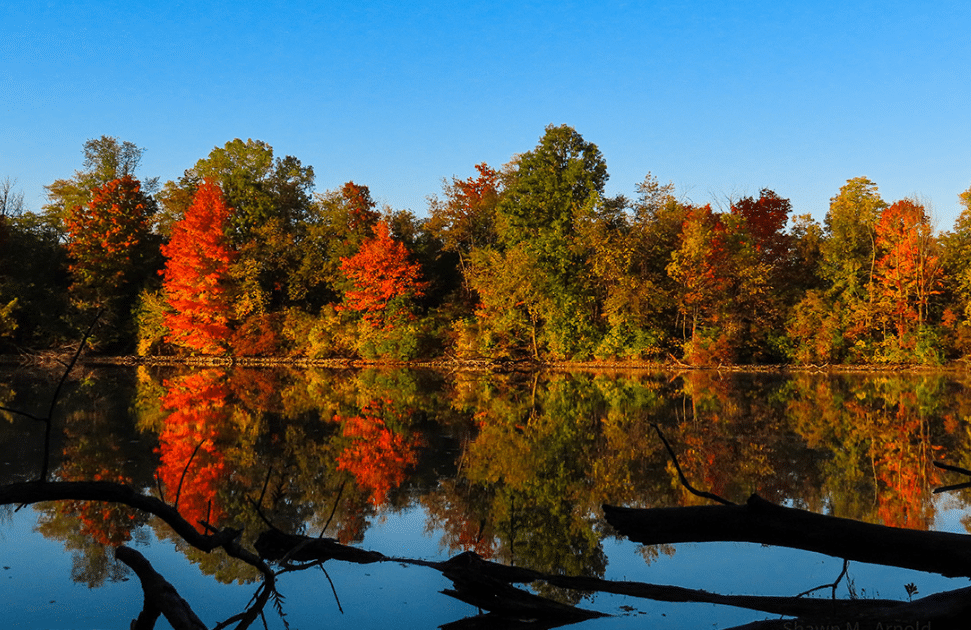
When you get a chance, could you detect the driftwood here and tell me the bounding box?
[256,530,969,627]
[604,497,971,629]
[0,480,240,552]
[603,494,971,578]
[115,545,207,630]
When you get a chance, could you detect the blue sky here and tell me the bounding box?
[3,1,969,227]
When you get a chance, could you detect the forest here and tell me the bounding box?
[2,125,971,366]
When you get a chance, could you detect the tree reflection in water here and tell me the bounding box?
[3,366,971,627]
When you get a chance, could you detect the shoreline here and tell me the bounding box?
[2,353,968,374]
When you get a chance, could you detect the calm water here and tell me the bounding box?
[2,365,971,629]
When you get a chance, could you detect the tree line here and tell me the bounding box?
[2,126,971,365]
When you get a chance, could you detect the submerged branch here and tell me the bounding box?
[115,545,207,630]
[603,494,971,578]
[0,480,239,551]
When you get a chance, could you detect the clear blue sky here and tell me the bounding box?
[3,1,969,227]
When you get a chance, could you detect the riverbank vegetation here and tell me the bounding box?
[3,128,971,366]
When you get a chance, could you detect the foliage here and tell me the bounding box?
[339,221,426,358]
[159,180,236,355]
[43,136,158,236]
[157,370,232,532]
[871,199,942,360]
[9,130,971,364]
[330,399,424,506]
[64,175,159,346]
[426,163,502,288]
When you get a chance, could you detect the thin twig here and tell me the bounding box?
[38,312,101,482]
[257,467,274,507]
[45,313,101,422]
[320,479,347,537]
[796,559,850,599]
[652,423,735,506]
[320,564,344,614]
[174,439,208,510]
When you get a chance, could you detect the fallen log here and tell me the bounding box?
[115,545,207,630]
[0,480,239,552]
[603,494,971,578]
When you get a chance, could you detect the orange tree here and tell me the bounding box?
[156,369,232,533]
[872,198,942,360]
[64,174,158,343]
[339,220,426,359]
[329,399,424,507]
[159,180,236,355]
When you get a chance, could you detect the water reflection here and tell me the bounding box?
[3,366,971,600]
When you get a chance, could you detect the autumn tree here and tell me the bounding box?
[426,163,502,284]
[339,220,426,359]
[788,178,887,363]
[154,139,316,356]
[44,136,158,237]
[64,175,159,335]
[160,180,235,355]
[872,199,941,355]
[666,204,770,364]
[939,184,971,355]
[730,189,791,274]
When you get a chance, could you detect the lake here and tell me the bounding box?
[2,365,971,629]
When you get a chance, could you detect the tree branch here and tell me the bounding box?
[603,494,971,578]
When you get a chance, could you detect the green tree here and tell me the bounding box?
[821,177,887,327]
[44,136,158,237]
[468,125,609,359]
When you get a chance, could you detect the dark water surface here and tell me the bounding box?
[2,365,971,628]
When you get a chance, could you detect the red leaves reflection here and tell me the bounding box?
[157,370,230,532]
[331,400,423,506]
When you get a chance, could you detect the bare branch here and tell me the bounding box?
[652,423,735,506]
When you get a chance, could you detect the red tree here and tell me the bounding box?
[160,180,235,354]
[330,400,423,506]
[157,370,231,532]
[730,188,791,265]
[339,220,425,328]
[64,174,154,306]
